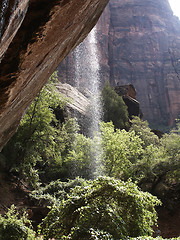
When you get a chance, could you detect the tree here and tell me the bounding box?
[157,122,180,184]
[2,72,69,187]
[65,134,93,179]
[101,81,129,130]
[100,121,143,180]
[129,117,159,148]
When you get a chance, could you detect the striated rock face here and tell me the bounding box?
[58,0,180,128]
[0,0,108,150]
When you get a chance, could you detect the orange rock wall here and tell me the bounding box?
[58,0,180,128]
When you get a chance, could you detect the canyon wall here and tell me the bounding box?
[58,0,180,128]
[0,0,108,150]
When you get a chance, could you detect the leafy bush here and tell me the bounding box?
[61,228,114,240]
[0,205,36,240]
[39,177,161,240]
[30,177,85,206]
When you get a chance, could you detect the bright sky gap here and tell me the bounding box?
[169,0,180,18]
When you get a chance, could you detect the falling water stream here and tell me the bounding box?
[74,26,103,178]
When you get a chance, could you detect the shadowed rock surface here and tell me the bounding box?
[114,84,142,119]
[56,83,90,116]
[0,0,108,150]
[58,0,180,128]
[55,82,91,134]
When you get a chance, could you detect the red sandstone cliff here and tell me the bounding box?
[58,0,180,128]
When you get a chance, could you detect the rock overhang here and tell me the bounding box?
[0,0,109,150]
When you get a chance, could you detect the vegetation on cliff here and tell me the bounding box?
[101,81,129,130]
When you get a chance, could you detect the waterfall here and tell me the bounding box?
[73,26,103,178]
[87,27,102,137]
[74,26,102,134]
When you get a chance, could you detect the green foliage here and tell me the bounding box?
[42,118,79,181]
[101,81,129,130]
[2,72,66,186]
[61,228,114,240]
[39,177,161,240]
[30,177,85,206]
[65,134,93,179]
[98,119,180,198]
[158,124,180,184]
[100,121,144,180]
[1,72,80,186]
[127,117,180,195]
[0,205,36,240]
[128,238,180,240]
[129,117,159,148]
[1,72,179,240]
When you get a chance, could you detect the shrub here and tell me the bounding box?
[39,177,161,240]
[30,177,85,206]
[0,205,36,240]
